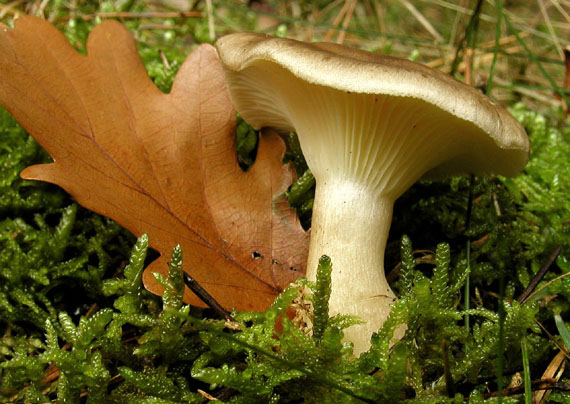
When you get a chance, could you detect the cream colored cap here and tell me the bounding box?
[216,33,529,181]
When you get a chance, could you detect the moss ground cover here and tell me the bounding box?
[1,1,570,402]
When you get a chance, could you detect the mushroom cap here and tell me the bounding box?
[216,33,529,187]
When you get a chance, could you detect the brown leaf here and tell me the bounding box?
[0,16,308,311]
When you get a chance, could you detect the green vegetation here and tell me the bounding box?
[1,1,570,402]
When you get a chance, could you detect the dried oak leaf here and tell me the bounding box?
[0,16,308,311]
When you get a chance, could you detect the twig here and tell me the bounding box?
[37,0,51,19]
[486,0,503,96]
[534,351,566,404]
[482,378,570,398]
[518,246,562,305]
[372,0,385,33]
[524,271,570,304]
[0,0,25,18]
[159,50,171,69]
[562,46,570,116]
[336,0,356,44]
[450,0,484,76]
[489,76,562,106]
[198,389,218,401]
[399,0,444,42]
[498,0,570,47]
[386,250,434,283]
[464,47,472,85]
[551,0,570,26]
[314,0,345,23]
[41,364,60,385]
[538,0,564,59]
[492,192,501,216]
[534,319,570,359]
[448,0,468,47]
[480,33,523,49]
[205,0,215,42]
[183,272,235,322]
[139,23,180,30]
[442,339,455,397]
[215,386,236,401]
[55,10,202,22]
[324,0,351,42]
[433,0,569,46]
[84,303,98,318]
[426,38,521,69]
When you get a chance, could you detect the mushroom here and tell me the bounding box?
[215,33,529,355]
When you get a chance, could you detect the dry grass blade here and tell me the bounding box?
[372,0,385,33]
[205,0,215,41]
[442,339,455,397]
[198,389,219,401]
[212,0,568,112]
[535,320,570,360]
[559,45,570,116]
[564,46,570,90]
[55,10,202,21]
[490,76,561,106]
[324,0,351,42]
[464,48,473,85]
[517,246,562,305]
[525,272,570,303]
[483,378,570,399]
[336,0,356,44]
[551,0,570,25]
[0,0,25,18]
[534,352,566,404]
[538,0,564,59]
[399,0,444,42]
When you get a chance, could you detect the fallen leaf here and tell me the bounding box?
[0,16,308,311]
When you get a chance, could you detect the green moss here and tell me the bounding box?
[1,8,569,402]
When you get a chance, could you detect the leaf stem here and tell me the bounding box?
[183,273,235,322]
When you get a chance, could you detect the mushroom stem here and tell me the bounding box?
[306,178,398,355]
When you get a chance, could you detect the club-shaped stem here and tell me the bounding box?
[216,32,530,357]
[306,178,400,355]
